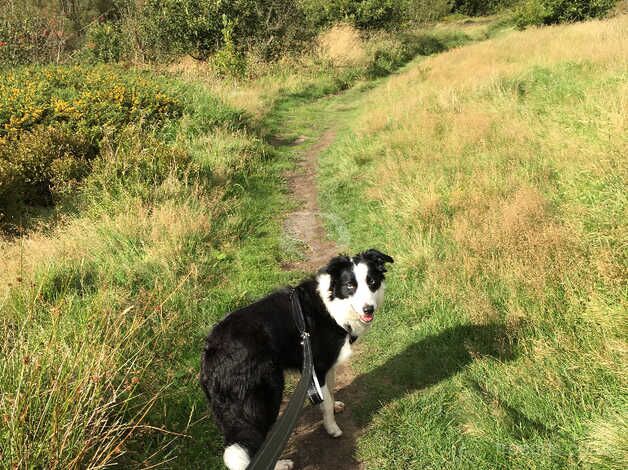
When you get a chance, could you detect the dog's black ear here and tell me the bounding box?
[361,249,394,272]
[321,255,352,277]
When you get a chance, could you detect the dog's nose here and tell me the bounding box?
[363,305,374,315]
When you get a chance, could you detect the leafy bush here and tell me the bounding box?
[300,0,401,29]
[0,65,183,222]
[138,0,309,61]
[452,0,519,16]
[405,0,455,23]
[515,0,617,27]
[211,15,247,77]
[0,9,70,66]
[83,21,125,63]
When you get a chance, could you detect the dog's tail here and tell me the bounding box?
[222,424,265,470]
[223,443,250,470]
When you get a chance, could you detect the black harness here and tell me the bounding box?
[247,287,324,469]
[343,323,359,344]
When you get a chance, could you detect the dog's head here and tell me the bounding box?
[317,249,394,336]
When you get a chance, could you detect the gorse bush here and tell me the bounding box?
[0,64,281,468]
[0,65,183,224]
[515,0,618,27]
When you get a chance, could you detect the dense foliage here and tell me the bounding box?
[0,65,182,223]
[452,0,518,15]
[515,0,618,27]
[1,0,619,66]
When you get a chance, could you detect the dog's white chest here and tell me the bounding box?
[336,337,352,365]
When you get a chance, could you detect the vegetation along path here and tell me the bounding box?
[266,14,628,469]
[2,10,625,470]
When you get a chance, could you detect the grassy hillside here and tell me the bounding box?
[1,12,625,469]
[0,65,298,468]
[0,17,504,467]
[317,16,627,468]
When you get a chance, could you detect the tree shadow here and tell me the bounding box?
[285,322,519,469]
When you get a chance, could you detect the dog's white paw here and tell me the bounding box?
[324,421,343,438]
[274,459,294,470]
[334,401,345,414]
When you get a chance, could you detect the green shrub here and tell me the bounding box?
[300,0,401,29]
[404,0,455,23]
[0,65,183,224]
[211,15,247,77]
[0,10,69,66]
[83,21,125,63]
[138,0,309,61]
[453,0,519,16]
[515,0,617,27]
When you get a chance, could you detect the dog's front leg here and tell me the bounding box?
[321,368,342,437]
[327,367,346,414]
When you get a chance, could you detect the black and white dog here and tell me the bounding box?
[200,249,393,470]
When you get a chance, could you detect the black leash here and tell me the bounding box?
[247,287,324,470]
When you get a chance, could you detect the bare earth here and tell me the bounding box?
[280,129,364,469]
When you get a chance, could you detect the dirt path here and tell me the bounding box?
[279,129,363,469]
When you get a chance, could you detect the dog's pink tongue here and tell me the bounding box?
[360,313,374,323]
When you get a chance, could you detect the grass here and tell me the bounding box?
[315,15,627,469]
[2,12,625,469]
[0,72,298,467]
[163,18,510,124]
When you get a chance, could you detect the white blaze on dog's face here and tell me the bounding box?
[317,249,393,338]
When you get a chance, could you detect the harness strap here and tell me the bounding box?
[343,323,359,344]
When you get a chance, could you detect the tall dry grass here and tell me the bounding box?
[317,23,368,68]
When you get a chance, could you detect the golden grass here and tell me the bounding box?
[359,15,628,135]
[343,15,628,343]
[165,55,323,119]
[0,184,221,299]
[317,23,368,68]
[579,412,628,468]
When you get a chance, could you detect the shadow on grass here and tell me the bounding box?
[287,322,518,468]
[346,323,518,424]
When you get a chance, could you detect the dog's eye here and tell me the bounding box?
[367,277,376,287]
[345,282,355,290]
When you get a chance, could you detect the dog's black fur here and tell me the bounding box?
[200,249,393,466]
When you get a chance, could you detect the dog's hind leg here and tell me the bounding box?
[222,366,286,469]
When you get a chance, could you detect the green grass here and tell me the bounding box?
[0,69,301,468]
[2,13,625,470]
[313,15,627,470]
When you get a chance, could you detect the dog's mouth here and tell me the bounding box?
[359,312,374,324]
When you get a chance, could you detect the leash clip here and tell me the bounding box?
[300,331,310,345]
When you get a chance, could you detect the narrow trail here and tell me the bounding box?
[278,129,363,469]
